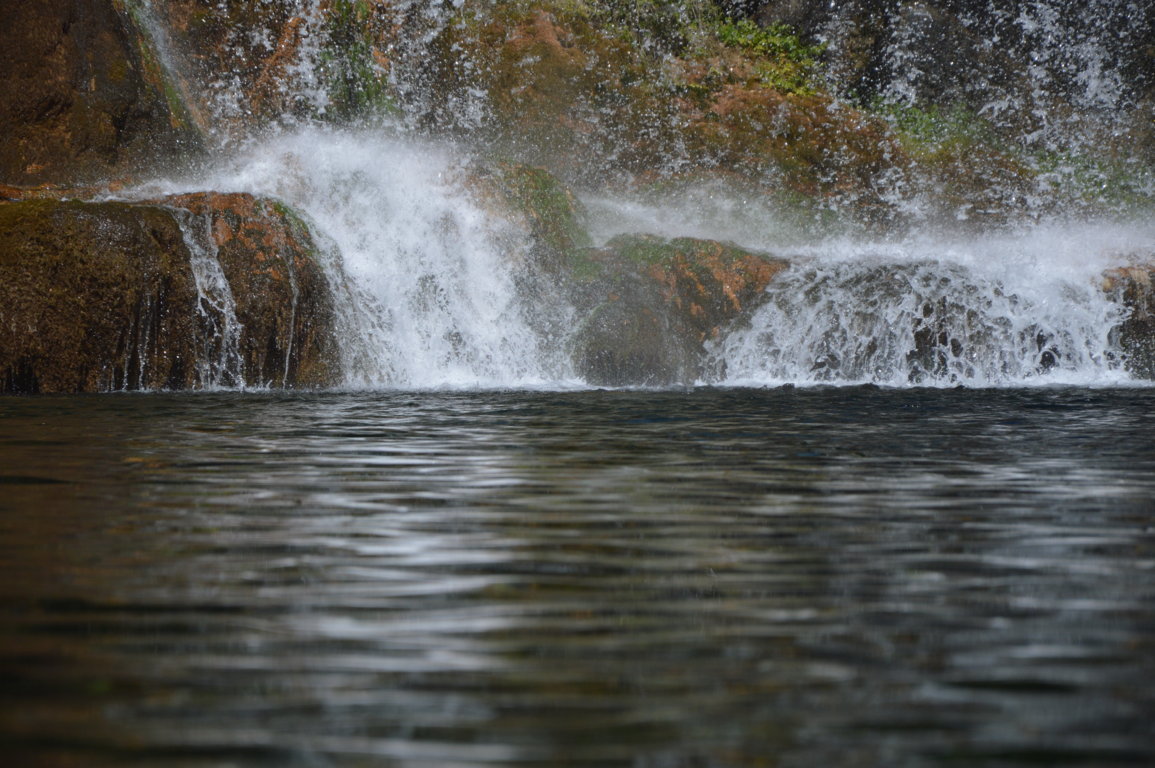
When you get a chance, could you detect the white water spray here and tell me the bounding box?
[710,227,1151,388]
[150,130,572,389]
[124,2,1154,391]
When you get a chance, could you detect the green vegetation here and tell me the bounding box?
[319,0,397,121]
[716,19,823,63]
[874,100,997,155]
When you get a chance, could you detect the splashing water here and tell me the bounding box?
[122,2,1155,391]
[711,227,1151,388]
[145,130,573,389]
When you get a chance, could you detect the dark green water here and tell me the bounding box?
[1,387,1153,767]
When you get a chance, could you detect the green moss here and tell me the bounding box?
[715,19,824,94]
[603,233,675,265]
[318,0,398,121]
[497,163,592,254]
[1032,150,1155,212]
[716,18,823,62]
[876,100,996,154]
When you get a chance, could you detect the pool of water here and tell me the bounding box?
[1,387,1153,766]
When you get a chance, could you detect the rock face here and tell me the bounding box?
[0,195,340,393]
[1103,266,1155,380]
[158,193,341,389]
[570,235,790,386]
[0,199,197,392]
[756,0,1155,110]
[151,0,400,132]
[0,0,201,186]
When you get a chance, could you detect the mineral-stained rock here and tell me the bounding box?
[157,192,341,388]
[153,0,401,131]
[571,234,789,386]
[0,195,340,393]
[0,0,202,186]
[0,199,200,392]
[1103,265,1155,380]
[467,161,791,386]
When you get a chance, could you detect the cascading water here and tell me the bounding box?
[130,0,1153,390]
[170,207,246,388]
[150,130,574,389]
[710,239,1136,388]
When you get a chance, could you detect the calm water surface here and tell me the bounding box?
[1,387,1153,767]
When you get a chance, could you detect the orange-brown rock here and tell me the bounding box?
[1103,265,1155,379]
[0,0,201,186]
[0,195,340,392]
[570,235,789,386]
[157,192,340,388]
[152,0,402,130]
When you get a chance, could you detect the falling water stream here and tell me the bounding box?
[117,0,1155,391]
[133,129,1155,390]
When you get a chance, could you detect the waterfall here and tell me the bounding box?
[148,130,574,389]
[119,1,1153,391]
[710,228,1147,388]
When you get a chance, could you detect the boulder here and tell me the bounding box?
[0,195,340,393]
[0,0,201,186]
[1103,266,1155,380]
[467,162,792,386]
[571,235,789,386]
[157,192,341,388]
[0,199,200,392]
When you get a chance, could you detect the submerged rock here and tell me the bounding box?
[0,0,202,186]
[0,195,339,393]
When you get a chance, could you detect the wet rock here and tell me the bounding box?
[0,0,202,186]
[422,4,942,228]
[153,0,400,132]
[467,161,790,386]
[0,199,200,392]
[466,160,592,275]
[571,235,789,386]
[1103,265,1155,380]
[0,195,340,392]
[157,192,342,388]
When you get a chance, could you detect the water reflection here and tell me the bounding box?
[1,388,1153,766]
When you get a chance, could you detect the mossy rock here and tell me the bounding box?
[466,160,592,276]
[0,0,203,186]
[153,0,400,131]
[570,233,789,386]
[0,195,341,392]
[412,3,927,226]
[0,199,200,392]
